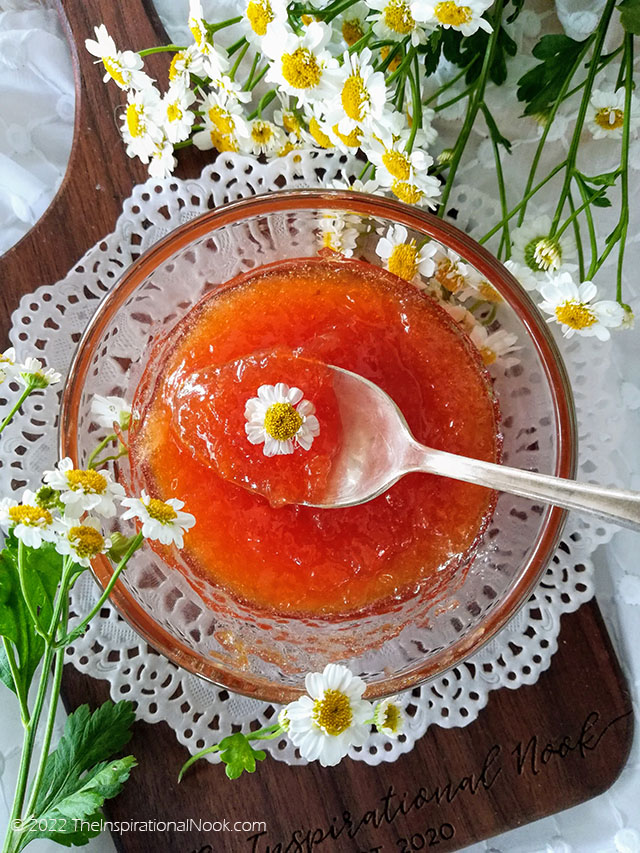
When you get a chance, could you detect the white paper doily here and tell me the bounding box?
[0,150,620,766]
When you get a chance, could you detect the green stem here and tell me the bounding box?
[386,43,415,85]
[138,44,184,57]
[555,189,605,239]
[405,55,423,153]
[56,533,144,649]
[358,161,374,182]
[480,102,510,258]
[86,433,117,469]
[568,192,585,281]
[437,0,505,218]
[549,0,617,235]
[248,88,276,120]
[347,26,373,54]
[86,446,129,469]
[576,178,599,278]
[2,638,29,724]
[229,41,249,81]
[433,84,475,113]
[175,139,194,150]
[226,35,248,57]
[376,43,400,73]
[320,0,360,22]
[0,387,32,434]
[247,64,270,91]
[178,724,283,781]
[209,15,243,34]
[423,63,473,107]
[244,53,260,90]
[616,34,633,302]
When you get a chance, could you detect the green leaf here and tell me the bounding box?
[482,106,512,152]
[619,0,640,34]
[0,643,15,694]
[578,169,620,187]
[452,24,517,87]
[505,0,526,23]
[517,34,586,117]
[422,29,442,76]
[218,733,266,780]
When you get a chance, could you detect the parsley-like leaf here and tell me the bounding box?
[619,0,640,34]
[442,24,517,87]
[517,34,586,117]
[218,733,266,780]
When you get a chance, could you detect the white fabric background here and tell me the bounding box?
[0,2,639,852]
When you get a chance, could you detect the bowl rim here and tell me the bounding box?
[60,188,577,703]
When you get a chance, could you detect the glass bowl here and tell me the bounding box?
[60,189,576,704]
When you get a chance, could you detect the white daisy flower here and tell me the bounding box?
[0,347,18,384]
[193,92,250,153]
[373,696,405,738]
[241,0,288,44]
[242,119,286,156]
[19,357,61,389]
[318,214,360,256]
[120,490,196,548]
[284,664,373,767]
[469,325,521,370]
[333,2,370,48]
[329,177,382,195]
[366,133,431,187]
[43,458,125,519]
[168,45,208,86]
[278,707,290,732]
[0,490,58,549]
[420,0,493,36]
[503,258,540,292]
[188,0,230,79]
[376,224,438,284]
[587,89,640,140]
[161,84,196,144]
[53,516,111,568]
[331,48,387,134]
[85,24,150,91]
[147,138,177,179]
[368,0,433,45]
[91,395,132,430]
[440,301,478,333]
[120,85,163,160]
[457,276,503,304]
[538,273,625,341]
[511,215,578,283]
[432,247,474,294]
[245,383,320,457]
[210,74,252,105]
[262,21,340,108]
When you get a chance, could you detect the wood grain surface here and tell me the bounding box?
[0,2,633,851]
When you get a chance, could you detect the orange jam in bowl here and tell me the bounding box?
[128,257,501,619]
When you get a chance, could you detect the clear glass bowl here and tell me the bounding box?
[60,190,576,703]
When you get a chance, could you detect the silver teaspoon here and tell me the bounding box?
[303,365,640,531]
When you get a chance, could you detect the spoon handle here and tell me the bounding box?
[404,443,640,531]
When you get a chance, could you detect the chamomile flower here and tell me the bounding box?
[373,696,405,738]
[284,664,373,767]
[0,347,18,384]
[587,89,640,140]
[334,2,370,48]
[331,49,386,134]
[243,119,286,156]
[421,0,493,36]
[147,137,177,179]
[242,0,288,43]
[120,85,163,159]
[91,395,132,430]
[376,224,438,283]
[211,75,252,105]
[53,516,111,568]
[19,358,61,389]
[318,214,360,256]
[262,21,340,108]
[469,325,521,370]
[511,215,578,286]
[366,133,430,185]
[120,490,196,548]
[538,274,625,341]
[303,107,335,150]
[432,248,472,294]
[245,383,320,457]
[85,24,150,91]
[278,707,290,732]
[0,490,58,548]
[193,92,250,153]
[168,45,207,86]
[274,97,303,139]
[43,458,125,518]
[161,84,196,144]
[441,302,478,333]
[329,177,382,195]
[188,0,229,79]
[368,0,430,44]
[503,258,539,292]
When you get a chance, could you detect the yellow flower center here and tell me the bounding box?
[167,102,182,123]
[435,258,466,292]
[126,104,142,138]
[68,525,105,559]
[308,117,332,148]
[342,17,365,46]
[341,72,369,122]
[524,236,561,272]
[313,689,353,736]
[301,14,316,25]
[332,123,362,147]
[263,402,303,441]
[279,141,297,157]
[382,149,411,180]
[383,0,415,34]
[102,57,126,87]
[169,51,188,81]
[388,242,419,280]
[66,469,107,494]
[434,1,473,25]
[594,107,624,130]
[189,20,205,47]
[8,505,52,528]
[251,121,274,144]
[209,129,238,152]
[282,111,300,135]
[480,346,497,365]
[247,0,274,36]
[281,47,322,90]
[478,281,502,303]
[383,703,401,733]
[380,45,401,71]
[555,301,597,330]
[146,498,178,523]
[208,106,235,135]
[391,179,424,205]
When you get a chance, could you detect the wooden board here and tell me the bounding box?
[0,2,633,851]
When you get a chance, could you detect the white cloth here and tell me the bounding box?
[0,2,639,853]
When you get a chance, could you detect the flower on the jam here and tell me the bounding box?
[0,489,58,548]
[245,383,320,457]
[376,224,438,284]
[538,273,625,340]
[120,490,196,548]
[91,394,132,430]
[318,214,360,257]
[284,664,373,766]
[373,696,405,738]
[43,458,125,518]
[19,357,61,390]
[53,516,111,568]
[432,248,472,294]
[85,24,150,91]
[587,89,640,141]
[469,325,521,370]
[511,215,577,284]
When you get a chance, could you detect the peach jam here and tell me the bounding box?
[128,257,500,617]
